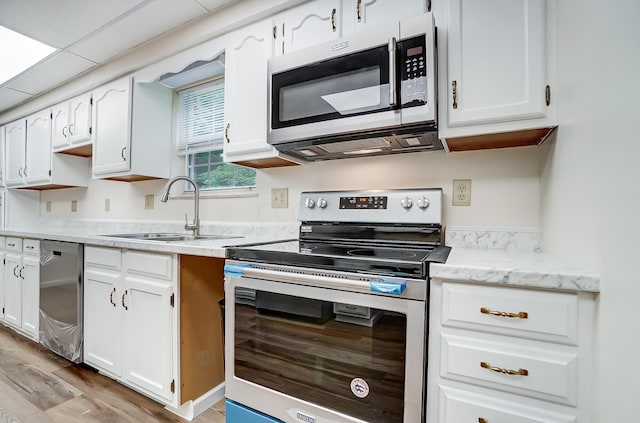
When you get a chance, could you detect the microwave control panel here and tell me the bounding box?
[398,35,428,107]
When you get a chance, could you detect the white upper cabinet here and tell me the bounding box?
[436,0,556,148]
[92,77,133,176]
[274,0,427,55]
[92,76,172,181]
[223,18,299,167]
[25,110,53,185]
[274,0,342,56]
[5,111,90,189]
[4,120,25,187]
[346,0,427,34]
[52,93,93,153]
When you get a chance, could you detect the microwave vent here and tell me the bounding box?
[318,137,390,154]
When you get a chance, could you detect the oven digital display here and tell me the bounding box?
[339,196,387,209]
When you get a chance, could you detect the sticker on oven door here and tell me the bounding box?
[350,377,370,398]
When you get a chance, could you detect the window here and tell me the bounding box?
[177,78,256,191]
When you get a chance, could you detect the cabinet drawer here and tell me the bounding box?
[85,246,122,271]
[23,239,40,256]
[438,385,576,423]
[441,283,578,344]
[333,303,373,317]
[6,237,22,253]
[124,250,173,281]
[441,334,578,406]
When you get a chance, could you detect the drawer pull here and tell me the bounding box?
[480,361,528,376]
[480,307,528,319]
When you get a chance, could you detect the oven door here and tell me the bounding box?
[224,264,426,423]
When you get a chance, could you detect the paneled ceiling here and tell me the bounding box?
[0,0,236,114]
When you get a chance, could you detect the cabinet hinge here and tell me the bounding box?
[170,379,175,393]
[545,85,551,106]
[170,293,174,308]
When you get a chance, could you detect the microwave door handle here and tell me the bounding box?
[388,37,397,106]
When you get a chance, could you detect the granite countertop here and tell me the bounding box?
[431,247,600,292]
[0,222,600,292]
[0,220,300,259]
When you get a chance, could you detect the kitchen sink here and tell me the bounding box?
[99,232,243,242]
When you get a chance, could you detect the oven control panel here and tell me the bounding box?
[299,188,442,224]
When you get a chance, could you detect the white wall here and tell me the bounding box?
[541,0,640,420]
[39,146,541,229]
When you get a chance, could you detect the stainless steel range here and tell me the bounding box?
[224,188,448,423]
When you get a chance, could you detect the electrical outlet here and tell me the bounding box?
[105,198,111,212]
[71,200,78,212]
[145,194,154,210]
[45,201,51,212]
[271,188,288,208]
[452,179,472,206]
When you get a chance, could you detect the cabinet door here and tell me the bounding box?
[92,77,132,175]
[69,93,93,145]
[446,0,547,127]
[51,103,70,149]
[349,0,426,34]
[123,276,174,402]
[21,255,39,340]
[224,19,275,159]
[5,119,25,186]
[277,0,341,55]
[3,252,22,328]
[84,268,122,377]
[25,110,52,184]
[0,251,5,321]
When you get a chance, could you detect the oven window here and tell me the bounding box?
[271,44,391,129]
[234,289,407,423]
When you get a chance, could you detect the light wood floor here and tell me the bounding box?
[0,323,226,422]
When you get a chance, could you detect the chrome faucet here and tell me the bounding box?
[160,176,200,236]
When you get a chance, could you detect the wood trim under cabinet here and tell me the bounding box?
[444,127,557,152]
[179,255,225,403]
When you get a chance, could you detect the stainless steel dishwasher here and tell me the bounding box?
[39,240,83,363]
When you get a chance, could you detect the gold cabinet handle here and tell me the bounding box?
[121,290,128,310]
[356,0,362,22]
[225,123,230,143]
[480,361,528,376]
[452,80,458,109]
[480,307,528,319]
[331,8,337,32]
[109,287,116,307]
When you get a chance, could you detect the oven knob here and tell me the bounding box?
[304,198,316,209]
[417,196,430,209]
[317,198,327,208]
[401,196,413,209]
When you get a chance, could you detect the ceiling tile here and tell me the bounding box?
[5,51,97,95]
[66,0,207,63]
[0,88,33,112]
[0,0,147,48]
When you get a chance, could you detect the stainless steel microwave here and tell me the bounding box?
[268,12,440,162]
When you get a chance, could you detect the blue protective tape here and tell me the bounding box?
[370,279,407,295]
[224,263,254,278]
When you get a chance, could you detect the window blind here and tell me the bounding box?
[177,78,225,151]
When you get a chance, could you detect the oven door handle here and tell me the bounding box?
[225,264,407,295]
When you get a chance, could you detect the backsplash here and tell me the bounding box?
[445,226,541,252]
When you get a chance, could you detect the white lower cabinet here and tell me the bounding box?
[3,238,40,341]
[427,280,595,423]
[84,246,177,405]
[0,237,5,321]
